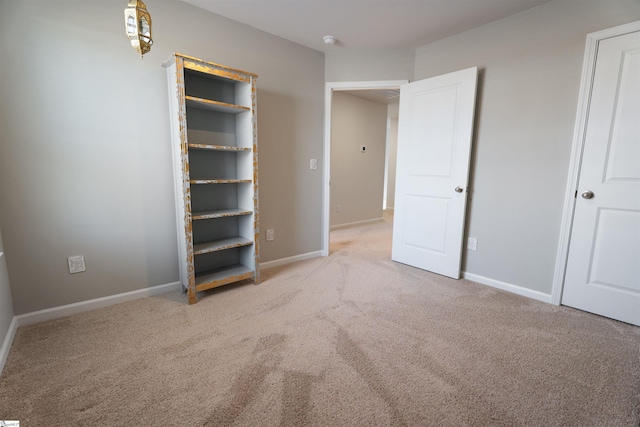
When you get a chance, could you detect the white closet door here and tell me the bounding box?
[562,30,640,326]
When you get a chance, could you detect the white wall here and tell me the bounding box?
[0,13,14,346]
[325,49,415,82]
[0,18,16,373]
[0,229,15,365]
[330,93,388,227]
[384,115,399,210]
[0,0,324,314]
[414,0,640,294]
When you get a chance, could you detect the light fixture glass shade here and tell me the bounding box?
[124,0,153,57]
[323,35,337,45]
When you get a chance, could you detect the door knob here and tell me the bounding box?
[455,186,464,193]
[581,190,594,199]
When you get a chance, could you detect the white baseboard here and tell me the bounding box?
[462,272,552,304]
[0,316,18,375]
[260,251,323,270]
[16,281,181,327]
[330,217,383,231]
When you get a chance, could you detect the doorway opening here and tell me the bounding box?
[322,80,408,256]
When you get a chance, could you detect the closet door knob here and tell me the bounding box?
[455,186,464,193]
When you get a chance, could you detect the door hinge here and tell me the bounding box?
[574,190,577,198]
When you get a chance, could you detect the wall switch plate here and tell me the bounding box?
[68,255,86,273]
[467,238,478,251]
[266,229,275,241]
[310,158,318,170]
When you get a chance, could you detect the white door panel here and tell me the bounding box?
[562,30,640,326]
[402,195,448,253]
[392,68,478,279]
[407,87,457,177]
[588,209,640,292]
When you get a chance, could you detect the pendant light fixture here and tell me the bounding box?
[124,0,153,58]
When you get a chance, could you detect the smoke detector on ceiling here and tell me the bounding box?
[323,35,337,45]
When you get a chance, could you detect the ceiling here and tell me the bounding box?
[181,0,553,52]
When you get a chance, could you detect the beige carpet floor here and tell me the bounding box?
[1,214,639,426]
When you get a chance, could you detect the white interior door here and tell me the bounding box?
[562,29,640,326]
[392,67,477,279]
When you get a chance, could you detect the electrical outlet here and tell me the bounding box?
[336,204,342,213]
[266,229,275,241]
[310,158,318,170]
[68,255,86,273]
[467,238,478,251]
